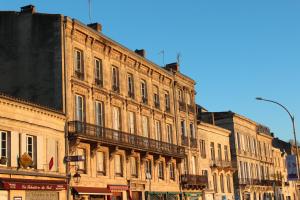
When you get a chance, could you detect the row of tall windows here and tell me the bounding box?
[212,173,232,193]
[75,95,174,143]
[180,120,195,138]
[210,142,229,161]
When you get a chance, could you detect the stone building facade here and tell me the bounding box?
[0,94,66,200]
[197,121,235,200]
[0,5,204,200]
[201,112,277,200]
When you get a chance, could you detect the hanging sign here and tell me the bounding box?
[286,155,298,181]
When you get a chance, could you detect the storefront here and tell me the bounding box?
[72,186,112,200]
[145,192,180,200]
[107,185,129,200]
[183,192,202,200]
[0,178,66,200]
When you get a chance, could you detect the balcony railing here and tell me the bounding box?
[190,138,197,148]
[75,70,84,80]
[68,121,185,159]
[180,174,208,189]
[181,135,189,147]
[188,104,195,114]
[179,101,186,112]
[238,178,282,187]
[210,160,233,169]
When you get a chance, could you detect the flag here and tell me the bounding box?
[49,157,54,171]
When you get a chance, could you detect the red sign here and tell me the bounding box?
[107,185,129,191]
[2,181,66,191]
[49,157,54,171]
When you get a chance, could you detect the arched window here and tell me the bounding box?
[213,173,218,192]
[226,175,231,193]
[220,174,224,193]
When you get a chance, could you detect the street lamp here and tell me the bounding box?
[255,97,300,179]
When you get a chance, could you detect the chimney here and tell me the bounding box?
[135,49,146,58]
[165,62,179,71]
[20,5,36,14]
[87,23,102,32]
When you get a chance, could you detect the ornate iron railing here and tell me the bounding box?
[68,121,185,159]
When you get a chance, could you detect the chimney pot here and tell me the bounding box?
[134,49,146,57]
[165,62,179,71]
[20,5,36,14]
[87,23,102,32]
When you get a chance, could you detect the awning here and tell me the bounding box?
[0,178,66,191]
[73,187,112,195]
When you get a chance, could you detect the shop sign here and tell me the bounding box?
[286,155,298,181]
[19,153,33,168]
[26,191,58,200]
[3,182,66,190]
[64,155,85,162]
[107,185,129,191]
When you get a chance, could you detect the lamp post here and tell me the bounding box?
[255,97,300,179]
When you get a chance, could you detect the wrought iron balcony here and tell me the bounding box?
[181,135,189,147]
[190,138,197,148]
[178,101,186,112]
[238,178,282,186]
[210,160,233,170]
[95,78,103,87]
[68,121,185,159]
[188,104,195,114]
[180,174,208,189]
[75,70,84,80]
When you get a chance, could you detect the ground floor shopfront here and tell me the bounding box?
[235,188,274,200]
[0,178,67,200]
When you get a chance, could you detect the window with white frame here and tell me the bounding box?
[217,144,222,161]
[155,120,162,141]
[145,160,152,179]
[158,161,164,180]
[142,116,149,137]
[74,49,84,79]
[94,58,103,86]
[96,151,105,175]
[190,123,195,138]
[114,154,123,176]
[166,124,172,144]
[165,91,170,111]
[183,157,188,174]
[213,173,218,192]
[181,120,186,137]
[0,131,7,162]
[128,111,135,134]
[210,142,215,161]
[95,101,104,127]
[153,85,160,108]
[77,148,86,173]
[26,135,34,160]
[112,66,119,92]
[191,156,196,174]
[130,157,138,177]
[169,163,175,180]
[75,95,85,122]
[141,80,147,103]
[199,139,206,158]
[220,174,225,193]
[112,106,121,131]
[127,73,134,98]
[224,145,229,161]
[227,175,231,192]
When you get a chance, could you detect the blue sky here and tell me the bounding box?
[1,1,299,142]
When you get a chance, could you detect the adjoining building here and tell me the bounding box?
[0,94,67,200]
[197,119,235,200]
[0,5,202,200]
[200,112,276,200]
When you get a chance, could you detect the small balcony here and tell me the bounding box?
[68,121,185,159]
[210,160,233,171]
[188,104,195,114]
[75,70,84,80]
[95,78,103,87]
[181,135,189,147]
[180,174,208,189]
[128,91,135,99]
[178,101,186,112]
[112,85,120,93]
[142,97,148,105]
[190,138,197,148]
[238,178,282,187]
